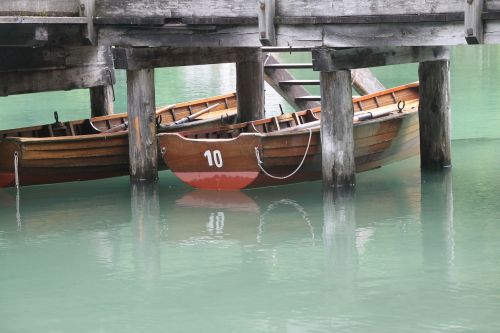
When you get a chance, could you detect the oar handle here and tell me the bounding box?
[102,121,128,134]
[155,104,177,115]
[171,103,221,126]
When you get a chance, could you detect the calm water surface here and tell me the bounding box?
[0,46,499,332]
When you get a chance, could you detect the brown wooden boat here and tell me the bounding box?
[158,83,420,190]
[0,93,237,187]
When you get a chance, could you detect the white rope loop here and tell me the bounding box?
[254,128,313,180]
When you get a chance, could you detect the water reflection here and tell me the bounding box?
[131,183,161,283]
[420,169,455,279]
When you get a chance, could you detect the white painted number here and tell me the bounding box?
[203,150,224,168]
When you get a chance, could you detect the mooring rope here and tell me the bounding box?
[254,128,313,180]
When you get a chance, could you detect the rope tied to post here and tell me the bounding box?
[254,128,313,180]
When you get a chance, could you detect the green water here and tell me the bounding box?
[1,46,500,332]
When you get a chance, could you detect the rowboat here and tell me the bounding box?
[0,93,237,187]
[158,83,420,190]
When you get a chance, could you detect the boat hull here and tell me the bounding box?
[0,93,238,188]
[159,111,420,190]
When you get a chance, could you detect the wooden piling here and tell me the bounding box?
[320,70,355,190]
[418,60,451,170]
[236,50,264,122]
[127,68,158,182]
[90,85,114,117]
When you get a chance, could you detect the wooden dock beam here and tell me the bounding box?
[320,70,355,190]
[127,68,158,182]
[236,49,265,122]
[418,60,452,170]
[90,85,114,117]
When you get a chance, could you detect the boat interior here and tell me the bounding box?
[175,83,420,140]
[0,93,238,140]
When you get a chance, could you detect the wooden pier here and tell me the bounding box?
[1,0,493,189]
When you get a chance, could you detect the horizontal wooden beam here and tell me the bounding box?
[98,25,260,47]
[264,63,313,69]
[0,16,87,24]
[0,25,48,47]
[312,46,450,71]
[0,23,92,47]
[0,0,80,17]
[95,0,257,18]
[0,46,115,96]
[276,13,464,25]
[113,47,262,69]
[0,46,113,72]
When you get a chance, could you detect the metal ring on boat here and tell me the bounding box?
[398,100,405,113]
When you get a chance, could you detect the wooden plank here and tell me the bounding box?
[113,47,262,69]
[276,0,463,16]
[277,23,466,47]
[0,23,96,47]
[0,46,112,72]
[276,13,464,25]
[236,51,265,122]
[0,17,87,24]
[312,46,450,71]
[0,66,113,96]
[90,85,114,117]
[98,25,261,47]
[320,70,355,189]
[95,0,257,17]
[0,46,115,96]
[264,63,313,69]
[264,54,320,110]
[418,60,451,170]
[279,80,320,85]
[258,0,276,46]
[127,68,157,182]
[0,0,80,16]
[295,96,321,101]
[0,25,48,47]
[465,0,484,44]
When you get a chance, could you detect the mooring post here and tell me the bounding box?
[320,70,355,190]
[418,60,451,170]
[90,85,114,117]
[127,68,158,182]
[236,49,264,122]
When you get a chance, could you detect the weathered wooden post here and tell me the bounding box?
[236,48,265,122]
[418,59,452,170]
[90,85,114,117]
[320,70,356,190]
[127,68,158,182]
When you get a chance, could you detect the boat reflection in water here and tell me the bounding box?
[0,162,463,332]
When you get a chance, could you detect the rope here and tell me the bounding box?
[254,128,313,180]
[14,151,19,189]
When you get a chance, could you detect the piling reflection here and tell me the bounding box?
[322,189,357,298]
[130,182,161,283]
[420,169,455,279]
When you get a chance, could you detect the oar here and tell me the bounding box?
[155,104,176,115]
[165,103,221,127]
[269,107,400,135]
[102,103,178,134]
